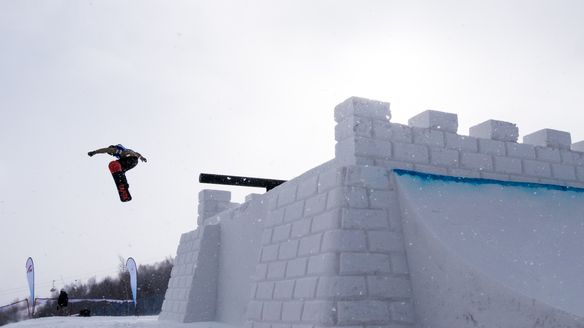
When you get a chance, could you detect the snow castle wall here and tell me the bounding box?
[159,97,584,327]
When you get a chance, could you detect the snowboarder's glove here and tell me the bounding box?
[140,157,147,163]
[88,151,95,157]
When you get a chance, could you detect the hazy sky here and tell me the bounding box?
[1,0,583,304]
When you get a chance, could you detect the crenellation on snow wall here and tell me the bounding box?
[160,96,584,327]
[334,96,584,188]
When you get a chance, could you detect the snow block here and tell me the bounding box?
[199,189,231,202]
[407,110,458,133]
[572,140,584,152]
[334,96,391,122]
[523,129,572,150]
[160,224,220,323]
[469,119,519,142]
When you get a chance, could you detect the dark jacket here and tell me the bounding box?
[57,290,69,308]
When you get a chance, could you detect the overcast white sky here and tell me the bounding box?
[1,0,583,305]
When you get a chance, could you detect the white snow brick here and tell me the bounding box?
[291,218,312,238]
[369,190,395,209]
[266,208,285,228]
[334,97,391,122]
[481,172,510,181]
[286,258,307,278]
[247,301,263,320]
[312,209,341,232]
[460,152,493,171]
[307,253,338,275]
[322,230,368,252]
[250,322,268,328]
[274,280,296,300]
[522,160,552,178]
[304,193,327,217]
[523,129,572,150]
[284,201,305,223]
[412,127,445,147]
[367,231,404,253]
[282,301,304,322]
[367,276,412,298]
[337,300,390,325]
[272,224,292,243]
[469,119,519,142]
[302,301,336,324]
[536,147,561,163]
[297,176,318,200]
[278,184,298,207]
[494,156,522,175]
[318,168,346,193]
[560,149,583,165]
[255,264,268,280]
[340,253,391,274]
[267,261,287,279]
[327,187,368,210]
[316,276,367,298]
[577,167,584,182]
[298,234,322,256]
[387,123,414,143]
[199,189,232,202]
[282,301,303,321]
[261,244,280,262]
[257,282,275,300]
[262,228,274,245]
[345,166,390,189]
[430,148,459,167]
[352,136,392,158]
[341,208,389,230]
[389,301,415,323]
[508,175,537,184]
[414,164,448,176]
[506,142,536,159]
[294,277,318,299]
[552,164,577,181]
[247,194,264,204]
[407,110,458,133]
[262,301,283,321]
[278,240,299,260]
[376,159,414,171]
[393,142,429,164]
[336,116,373,141]
[445,133,478,152]
[477,138,506,156]
[573,141,584,152]
[372,120,392,141]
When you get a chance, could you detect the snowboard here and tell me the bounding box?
[108,161,132,202]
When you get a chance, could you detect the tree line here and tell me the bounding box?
[0,257,173,326]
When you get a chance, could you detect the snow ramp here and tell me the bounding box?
[395,170,584,328]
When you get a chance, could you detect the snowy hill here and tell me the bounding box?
[3,316,237,328]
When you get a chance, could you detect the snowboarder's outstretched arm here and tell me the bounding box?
[88,146,147,162]
[88,146,116,157]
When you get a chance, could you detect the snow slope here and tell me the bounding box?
[3,316,239,328]
[395,171,584,327]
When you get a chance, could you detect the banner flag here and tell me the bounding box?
[25,257,34,314]
[126,257,138,307]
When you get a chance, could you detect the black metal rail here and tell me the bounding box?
[199,173,287,191]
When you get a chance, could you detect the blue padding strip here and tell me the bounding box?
[392,169,584,193]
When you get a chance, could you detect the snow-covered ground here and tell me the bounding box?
[3,316,238,328]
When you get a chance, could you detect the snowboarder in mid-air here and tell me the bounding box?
[88,144,147,202]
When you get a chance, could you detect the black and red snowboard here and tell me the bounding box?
[109,161,132,202]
